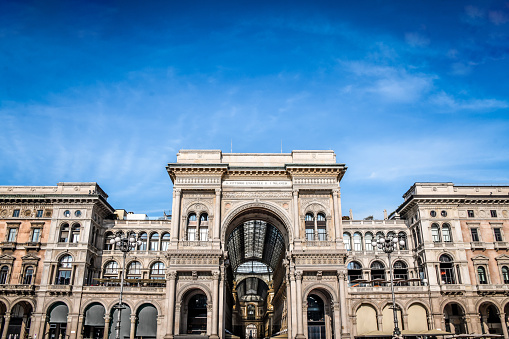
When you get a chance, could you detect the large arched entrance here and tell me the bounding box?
[224,208,289,339]
[443,302,467,334]
[7,302,33,339]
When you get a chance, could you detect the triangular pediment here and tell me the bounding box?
[0,254,15,260]
[471,254,490,262]
[496,254,509,261]
[21,253,40,261]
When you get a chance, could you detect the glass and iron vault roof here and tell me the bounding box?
[227,220,285,272]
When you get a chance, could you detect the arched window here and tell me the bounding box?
[71,223,80,243]
[199,213,208,241]
[365,232,374,252]
[0,266,9,284]
[56,255,73,285]
[59,223,69,243]
[161,233,171,251]
[393,261,408,284]
[149,233,159,251]
[442,223,452,242]
[317,213,326,241]
[478,266,488,284]
[343,233,351,251]
[431,224,441,242]
[502,266,509,284]
[127,261,141,280]
[150,262,165,280]
[23,266,34,285]
[347,261,363,286]
[439,254,456,284]
[138,232,147,250]
[305,213,315,241]
[104,232,114,250]
[353,232,363,251]
[371,261,386,284]
[187,213,197,241]
[416,226,423,244]
[398,232,407,250]
[104,261,118,277]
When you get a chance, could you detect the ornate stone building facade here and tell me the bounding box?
[0,150,508,339]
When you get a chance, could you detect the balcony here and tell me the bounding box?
[0,284,35,294]
[304,240,333,247]
[48,284,72,294]
[440,284,465,295]
[471,241,487,251]
[23,242,41,251]
[181,240,211,248]
[0,242,16,251]
[348,285,428,294]
[476,284,509,295]
[495,242,509,251]
[83,285,165,294]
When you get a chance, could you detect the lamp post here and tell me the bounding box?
[110,231,141,339]
[372,233,405,339]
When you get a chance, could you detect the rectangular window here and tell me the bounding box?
[31,228,41,242]
[431,227,440,242]
[187,228,196,241]
[7,228,17,242]
[491,210,498,218]
[317,228,327,241]
[471,228,479,242]
[12,210,20,218]
[36,210,43,218]
[468,210,475,218]
[199,227,208,241]
[494,228,503,242]
[305,228,314,241]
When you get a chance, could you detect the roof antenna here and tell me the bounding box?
[231,139,233,153]
[281,139,282,153]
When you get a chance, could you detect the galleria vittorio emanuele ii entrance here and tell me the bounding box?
[164,150,348,339]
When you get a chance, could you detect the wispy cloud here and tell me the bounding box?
[430,92,509,111]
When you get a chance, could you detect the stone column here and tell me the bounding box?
[332,189,343,244]
[333,303,342,339]
[214,189,221,241]
[174,303,181,336]
[377,314,383,331]
[1,313,11,339]
[402,314,409,332]
[337,271,347,335]
[103,316,111,339]
[211,271,220,339]
[350,315,357,338]
[293,189,300,240]
[286,275,292,339]
[129,314,136,339]
[19,316,28,339]
[171,189,181,245]
[76,315,84,339]
[295,272,305,338]
[218,267,225,339]
[290,272,298,338]
[166,271,177,337]
[500,312,508,339]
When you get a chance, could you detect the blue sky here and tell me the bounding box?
[1,0,508,219]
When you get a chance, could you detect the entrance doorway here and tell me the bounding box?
[224,215,289,339]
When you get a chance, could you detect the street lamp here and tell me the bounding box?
[110,231,141,339]
[372,233,406,339]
